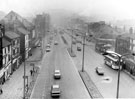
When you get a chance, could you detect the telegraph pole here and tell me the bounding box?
[82,32,86,72]
[23,51,26,99]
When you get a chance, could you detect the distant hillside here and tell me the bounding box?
[89,21,120,39]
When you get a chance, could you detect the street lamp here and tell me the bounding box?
[116,52,135,99]
[67,28,74,53]
[71,29,73,53]
[23,51,26,99]
[82,32,88,72]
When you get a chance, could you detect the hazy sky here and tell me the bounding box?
[0,0,135,20]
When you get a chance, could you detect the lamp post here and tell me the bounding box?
[67,28,74,53]
[23,52,26,99]
[82,32,88,72]
[71,29,73,53]
[115,53,135,99]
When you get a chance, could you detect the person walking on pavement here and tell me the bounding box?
[0,82,3,94]
[30,70,33,76]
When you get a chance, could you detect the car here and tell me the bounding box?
[95,67,104,75]
[54,70,61,79]
[46,48,51,52]
[77,46,81,51]
[46,43,51,47]
[77,40,82,44]
[51,84,61,97]
[72,41,76,44]
[54,41,58,45]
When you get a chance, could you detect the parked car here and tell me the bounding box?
[50,84,61,97]
[54,70,61,79]
[77,46,81,51]
[95,67,104,75]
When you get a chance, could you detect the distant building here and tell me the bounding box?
[115,35,130,55]
[115,29,135,58]
[35,14,45,38]
[35,13,50,38]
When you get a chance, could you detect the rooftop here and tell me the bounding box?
[5,31,20,39]
[17,27,30,35]
[2,37,11,47]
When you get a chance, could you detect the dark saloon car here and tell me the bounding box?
[77,46,81,51]
[95,67,104,75]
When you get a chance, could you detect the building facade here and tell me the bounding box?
[5,31,20,73]
[2,37,11,84]
[0,24,4,84]
[17,27,30,62]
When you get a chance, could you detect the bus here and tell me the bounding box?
[95,43,112,53]
[104,51,123,70]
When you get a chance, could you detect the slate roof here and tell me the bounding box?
[2,37,11,47]
[17,27,30,35]
[5,31,20,39]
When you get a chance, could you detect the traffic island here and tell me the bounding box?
[67,48,76,57]
[79,70,103,99]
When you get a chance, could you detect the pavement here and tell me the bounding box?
[0,46,42,99]
[62,34,102,98]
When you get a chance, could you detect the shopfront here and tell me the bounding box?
[4,63,11,81]
[12,58,17,73]
[0,68,5,84]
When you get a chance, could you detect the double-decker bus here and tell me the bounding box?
[104,51,122,70]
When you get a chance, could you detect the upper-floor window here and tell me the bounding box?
[3,48,5,56]
[15,39,17,45]
[8,54,11,61]
[8,45,10,52]
[3,57,5,65]
[13,40,15,45]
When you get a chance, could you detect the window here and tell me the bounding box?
[3,57,5,65]
[3,48,5,55]
[13,49,15,56]
[8,55,11,61]
[8,45,10,52]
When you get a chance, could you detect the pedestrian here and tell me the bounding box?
[0,82,3,94]
[30,70,33,76]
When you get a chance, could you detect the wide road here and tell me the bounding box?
[64,31,135,98]
[30,34,90,99]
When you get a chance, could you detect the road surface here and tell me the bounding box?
[64,32,135,98]
[30,34,90,99]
